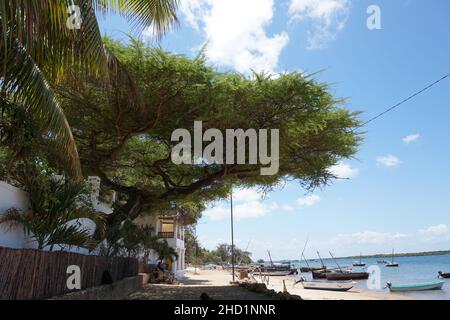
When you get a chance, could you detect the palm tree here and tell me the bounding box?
[0,177,106,251]
[0,0,179,180]
[154,239,178,262]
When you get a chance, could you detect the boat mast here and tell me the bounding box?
[329,251,343,272]
[302,253,311,269]
[317,251,325,269]
[268,250,274,267]
[301,237,310,268]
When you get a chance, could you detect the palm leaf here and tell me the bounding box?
[0,41,82,180]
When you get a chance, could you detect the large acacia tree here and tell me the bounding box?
[54,39,362,224]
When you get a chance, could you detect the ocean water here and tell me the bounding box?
[293,254,450,300]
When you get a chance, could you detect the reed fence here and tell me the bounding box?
[0,246,138,300]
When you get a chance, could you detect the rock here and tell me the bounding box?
[200,292,213,300]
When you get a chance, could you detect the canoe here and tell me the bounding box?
[438,271,450,278]
[299,279,353,292]
[326,272,369,281]
[387,280,445,292]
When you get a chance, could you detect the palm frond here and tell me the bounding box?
[92,0,179,38]
[0,41,82,180]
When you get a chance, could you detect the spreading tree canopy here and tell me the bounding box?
[54,38,362,223]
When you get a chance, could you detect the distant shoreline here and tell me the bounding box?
[285,249,450,263]
[337,249,450,260]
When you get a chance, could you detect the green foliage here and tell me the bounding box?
[0,1,180,180]
[0,166,106,251]
[55,38,362,222]
[97,218,178,262]
[184,228,252,265]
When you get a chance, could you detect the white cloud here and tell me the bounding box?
[288,0,351,49]
[297,194,320,207]
[179,0,289,73]
[204,200,277,221]
[335,231,406,245]
[419,224,449,238]
[203,188,275,221]
[328,161,359,179]
[402,133,420,144]
[281,204,295,212]
[232,188,263,203]
[376,154,402,167]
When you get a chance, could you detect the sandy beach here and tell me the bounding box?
[130,268,414,300]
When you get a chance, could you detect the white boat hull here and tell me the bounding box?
[301,280,353,292]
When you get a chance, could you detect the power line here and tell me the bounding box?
[360,74,450,128]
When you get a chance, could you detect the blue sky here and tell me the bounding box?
[99,0,450,260]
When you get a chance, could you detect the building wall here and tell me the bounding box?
[0,178,109,252]
[0,179,186,276]
[0,181,36,249]
[134,214,186,276]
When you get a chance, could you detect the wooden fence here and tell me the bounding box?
[0,246,138,300]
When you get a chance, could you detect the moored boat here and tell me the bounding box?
[297,278,353,292]
[300,266,325,273]
[352,253,366,267]
[386,249,399,267]
[386,263,399,267]
[326,272,369,281]
[387,280,445,292]
[312,269,331,279]
[252,251,297,276]
[438,271,450,278]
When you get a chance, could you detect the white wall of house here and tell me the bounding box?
[0,178,186,277]
[0,177,110,253]
[0,181,36,249]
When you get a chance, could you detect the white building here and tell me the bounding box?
[0,181,33,249]
[0,177,186,277]
[134,212,186,277]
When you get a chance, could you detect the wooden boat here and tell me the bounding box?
[326,272,369,281]
[386,263,399,267]
[297,278,353,292]
[312,269,331,279]
[352,253,366,267]
[438,271,450,278]
[300,266,325,273]
[252,251,296,276]
[385,249,399,267]
[387,280,444,292]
